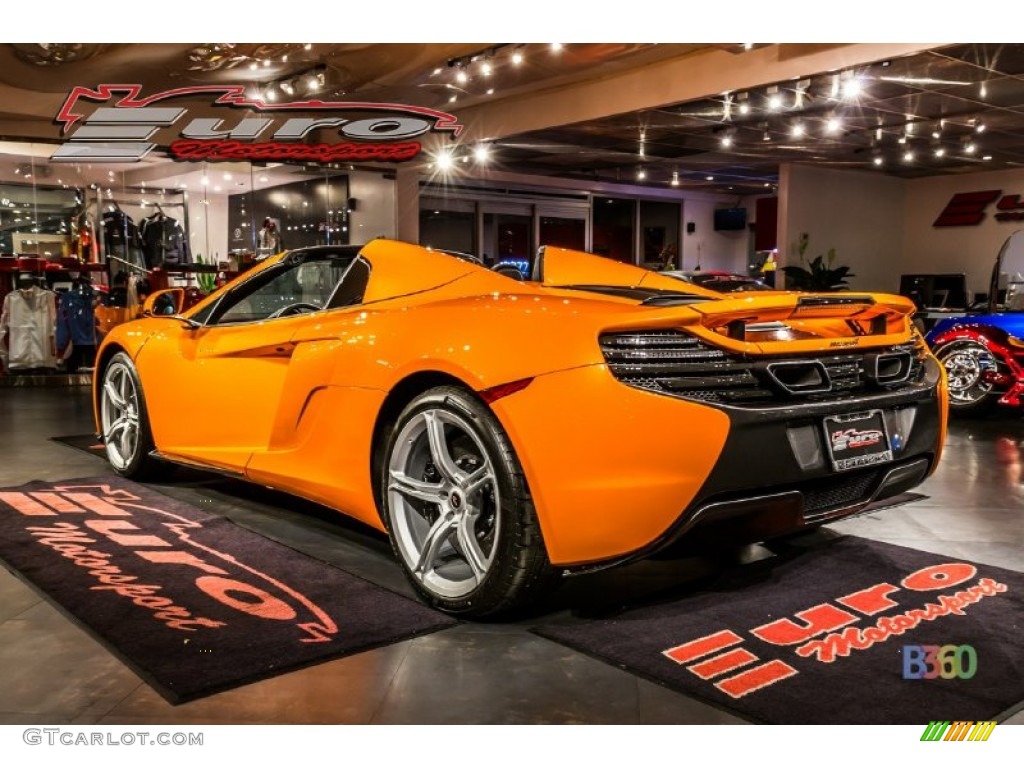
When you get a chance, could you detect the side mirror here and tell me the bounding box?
[142,288,184,317]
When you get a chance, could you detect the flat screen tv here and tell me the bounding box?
[714,207,747,231]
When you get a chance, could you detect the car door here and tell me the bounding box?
[138,253,350,472]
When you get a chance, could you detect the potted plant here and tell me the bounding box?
[782,233,854,292]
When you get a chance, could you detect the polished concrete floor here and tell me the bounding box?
[0,386,1022,725]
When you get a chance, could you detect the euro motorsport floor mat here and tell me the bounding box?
[535,535,1024,724]
[0,476,456,704]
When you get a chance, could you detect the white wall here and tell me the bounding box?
[680,197,750,273]
[184,191,228,264]
[348,170,396,243]
[780,164,904,292]
[901,167,1024,296]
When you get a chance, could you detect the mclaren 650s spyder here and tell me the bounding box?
[93,239,948,617]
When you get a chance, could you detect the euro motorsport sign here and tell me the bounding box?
[50,84,463,164]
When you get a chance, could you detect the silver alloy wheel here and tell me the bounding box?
[940,343,996,405]
[100,360,142,471]
[387,408,500,599]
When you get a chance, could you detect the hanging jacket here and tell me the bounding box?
[102,209,146,271]
[140,213,191,268]
[56,284,97,349]
[0,286,57,370]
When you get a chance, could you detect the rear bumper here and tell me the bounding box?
[493,355,945,568]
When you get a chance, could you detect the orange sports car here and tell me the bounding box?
[93,239,948,617]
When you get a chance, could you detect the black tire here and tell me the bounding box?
[934,339,1001,415]
[381,385,556,617]
[98,351,163,479]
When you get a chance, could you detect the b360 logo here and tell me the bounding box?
[902,644,977,679]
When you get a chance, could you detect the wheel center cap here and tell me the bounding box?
[449,492,463,509]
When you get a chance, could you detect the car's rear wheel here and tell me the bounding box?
[99,352,161,479]
[382,386,555,617]
[935,339,1002,414]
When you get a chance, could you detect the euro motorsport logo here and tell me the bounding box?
[50,84,463,164]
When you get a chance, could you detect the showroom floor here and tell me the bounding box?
[0,386,1022,725]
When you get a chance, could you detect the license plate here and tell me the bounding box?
[823,410,893,472]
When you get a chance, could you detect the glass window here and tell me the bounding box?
[539,216,585,251]
[420,209,476,256]
[211,253,355,325]
[640,200,680,270]
[592,198,635,263]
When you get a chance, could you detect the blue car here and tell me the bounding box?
[926,232,1024,414]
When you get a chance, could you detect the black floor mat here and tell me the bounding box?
[535,535,1024,724]
[0,476,456,704]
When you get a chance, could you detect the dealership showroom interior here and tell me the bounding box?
[1,33,1024,739]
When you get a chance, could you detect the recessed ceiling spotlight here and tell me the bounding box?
[259,175,268,183]
[791,122,806,137]
[223,172,232,181]
[435,150,455,171]
[248,61,258,71]
[980,83,988,98]
[965,143,977,154]
[432,67,442,76]
[456,69,468,84]
[935,148,946,157]
[486,88,494,95]
[873,157,884,166]
[768,93,782,110]
[512,50,524,66]
[743,43,754,50]
[932,131,941,139]
[671,171,680,187]
[474,144,491,163]
[842,76,863,99]
[721,135,733,147]
[637,169,647,180]
[705,175,714,181]
[826,117,841,134]
[480,62,492,76]
[898,136,907,144]
[976,122,987,133]
[983,155,993,161]
[550,43,563,52]
[303,44,312,51]
[738,103,750,115]
[449,95,457,103]
[903,151,914,162]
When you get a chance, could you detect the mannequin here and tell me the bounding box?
[257,218,283,258]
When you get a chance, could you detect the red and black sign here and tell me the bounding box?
[934,189,1024,226]
[51,84,463,165]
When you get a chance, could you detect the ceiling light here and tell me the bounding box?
[983,155,993,161]
[265,86,277,102]
[282,55,288,63]
[213,185,222,192]
[905,122,915,135]
[935,148,946,157]
[705,175,714,181]
[980,83,988,98]
[480,62,492,76]
[965,143,977,154]
[512,50,524,66]
[308,73,322,92]
[721,135,733,147]
[303,44,312,51]
[768,93,782,110]
[898,136,907,144]
[262,59,271,68]
[791,122,806,137]
[281,81,294,96]
[842,77,863,99]
[873,157,883,166]
[903,151,914,162]
[637,169,647,180]
[448,95,457,103]
[474,144,491,163]
[435,150,455,171]
[826,117,841,134]
[201,175,209,186]
[551,43,563,52]
[223,172,232,181]
[976,122,986,133]
[248,61,258,71]
[432,67,442,76]
[932,131,942,139]
[259,175,268,183]
[738,103,750,115]
[671,171,680,187]
[456,68,468,84]
[743,43,754,50]
[486,88,494,95]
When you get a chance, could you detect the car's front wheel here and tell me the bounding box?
[934,339,1002,414]
[382,386,555,617]
[99,352,160,478]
